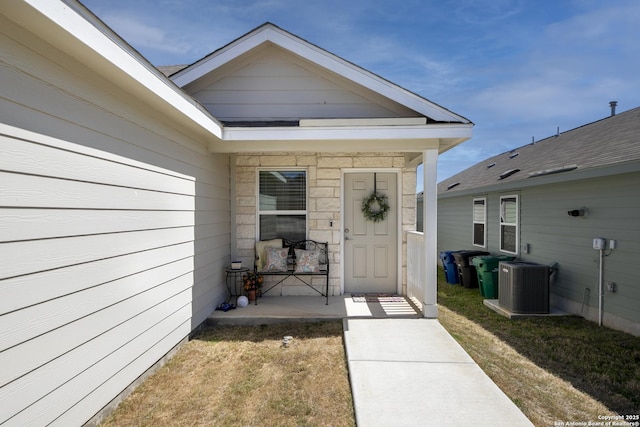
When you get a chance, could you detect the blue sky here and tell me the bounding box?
[82,0,640,187]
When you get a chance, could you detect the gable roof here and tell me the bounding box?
[8,0,472,154]
[438,106,640,196]
[171,23,471,125]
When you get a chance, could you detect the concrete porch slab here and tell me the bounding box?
[207,295,421,325]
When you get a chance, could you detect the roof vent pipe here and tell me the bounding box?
[610,100,617,116]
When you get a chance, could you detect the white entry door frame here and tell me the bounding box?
[340,168,402,295]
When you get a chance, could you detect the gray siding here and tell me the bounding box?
[520,174,640,327]
[438,172,640,335]
[1,15,230,426]
[437,196,475,251]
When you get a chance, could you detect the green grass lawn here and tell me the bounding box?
[101,268,638,426]
[436,268,640,415]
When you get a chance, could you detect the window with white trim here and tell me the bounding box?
[258,170,307,241]
[499,195,518,254]
[472,198,486,247]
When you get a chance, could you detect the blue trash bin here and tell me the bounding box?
[439,250,461,284]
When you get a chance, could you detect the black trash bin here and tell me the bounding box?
[453,250,489,288]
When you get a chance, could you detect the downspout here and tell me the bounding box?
[598,247,603,326]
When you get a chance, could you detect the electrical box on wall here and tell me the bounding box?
[593,238,606,250]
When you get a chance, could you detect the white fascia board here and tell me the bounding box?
[172,30,270,87]
[262,27,470,123]
[222,123,472,141]
[173,24,469,124]
[16,0,223,139]
[209,138,443,154]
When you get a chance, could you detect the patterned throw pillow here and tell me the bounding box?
[264,247,288,272]
[255,239,282,271]
[294,249,320,273]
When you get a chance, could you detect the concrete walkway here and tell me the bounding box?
[344,318,534,427]
[208,296,534,426]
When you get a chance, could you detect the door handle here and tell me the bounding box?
[344,228,351,241]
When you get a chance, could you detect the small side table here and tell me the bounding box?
[225,267,249,303]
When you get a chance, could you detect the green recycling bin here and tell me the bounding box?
[472,255,516,298]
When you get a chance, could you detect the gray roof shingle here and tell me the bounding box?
[438,106,640,194]
[157,65,187,77]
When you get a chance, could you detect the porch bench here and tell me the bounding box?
[254,239,330,305]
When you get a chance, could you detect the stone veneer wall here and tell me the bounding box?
[235,152,417,296]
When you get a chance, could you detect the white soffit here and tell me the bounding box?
[172,24,471,124]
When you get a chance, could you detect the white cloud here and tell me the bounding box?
[444,0,640,179]
[452,0,525,26]
[101,13,192,56]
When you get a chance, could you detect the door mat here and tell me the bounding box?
[351,293,405,303]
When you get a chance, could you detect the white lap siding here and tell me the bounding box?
[0,13,230,425]
[0,128,196,425]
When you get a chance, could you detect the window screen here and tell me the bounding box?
[258,170,306,241]
[473,198,486,247]
[500,195,518,253]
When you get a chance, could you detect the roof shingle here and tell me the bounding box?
[438,106,640,194]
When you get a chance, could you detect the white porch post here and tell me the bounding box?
[422,149,438,318]
[230,154,237,260]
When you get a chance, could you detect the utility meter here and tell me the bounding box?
[593,238,606,250]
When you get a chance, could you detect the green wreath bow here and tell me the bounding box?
[361,192,390,223]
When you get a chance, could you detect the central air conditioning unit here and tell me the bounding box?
[498,261,550,314]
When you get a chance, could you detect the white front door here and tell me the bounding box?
[344,172,397,293]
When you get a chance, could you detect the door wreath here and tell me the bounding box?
[361,192,390,223]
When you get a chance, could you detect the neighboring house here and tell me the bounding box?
[437,105,640,336]
[1,1,471,425]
